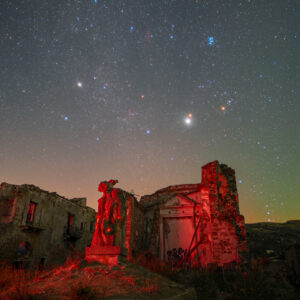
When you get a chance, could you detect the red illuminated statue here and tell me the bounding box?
[91,180,122,247]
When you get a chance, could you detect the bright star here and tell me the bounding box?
[185,117,192,125]
[77,82,82,87]
[208,36,214,45]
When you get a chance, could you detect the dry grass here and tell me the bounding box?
[139,278,158,294]
[70,275,107,300]
[0,259,158,299]
[0,263,38,299]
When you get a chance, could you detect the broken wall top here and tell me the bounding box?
[0,182,95,213]
[201,161,237,190]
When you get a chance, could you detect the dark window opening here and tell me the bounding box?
[26,201,37,225]
[39,257,46,271]
[67,214,74,234]
[80,222,84,230]
[90,221,95,233]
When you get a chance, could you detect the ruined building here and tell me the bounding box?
[87,161,247,267]
[0,183,96,269]
[139,161,247,266]
[0,161,247,269]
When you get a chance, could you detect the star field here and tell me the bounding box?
[0,0,299,222]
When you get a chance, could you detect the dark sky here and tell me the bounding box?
[1,0,299,223]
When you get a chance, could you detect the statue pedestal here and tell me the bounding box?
[85,246,121,265]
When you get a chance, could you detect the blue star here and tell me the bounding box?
[170,157,174,161]
[208,36,214,45]
[96,137,100,141]
[130,26,134,32]
[94,0,98,4]
[64,116,68,121]
[146,130,151,134]
[169,35,174,40]
[259,74,263,78]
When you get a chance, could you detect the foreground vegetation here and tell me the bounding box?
[135,250,299,300]
[0,255,298,299]
[1,221,299,299]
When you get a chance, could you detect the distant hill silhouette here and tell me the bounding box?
[245,220,300,258]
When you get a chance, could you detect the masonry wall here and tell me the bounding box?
[201,161,247,261]
[138,161,247,267]
[0,183,96,269]
[129,197,145,259]
[141,203,162,257]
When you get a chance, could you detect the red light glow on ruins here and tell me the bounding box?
[86,161,247,268]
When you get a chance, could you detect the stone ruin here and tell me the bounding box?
[86,161,247,267]
[0,183,96,269]
[0,160,247,269]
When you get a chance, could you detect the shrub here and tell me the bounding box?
[71,283,98,300]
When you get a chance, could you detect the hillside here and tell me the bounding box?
[245,220,300,258]
[0,220,299,299]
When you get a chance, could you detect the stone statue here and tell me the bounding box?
[91,180,122,247]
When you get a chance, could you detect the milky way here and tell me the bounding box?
[1,0,299,222]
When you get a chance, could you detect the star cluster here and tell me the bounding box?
[0,0,299,222]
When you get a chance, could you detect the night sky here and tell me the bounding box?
[1,0,299,223]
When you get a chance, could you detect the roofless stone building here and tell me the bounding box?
[0,183,96,269]
[0,160,247,269]
[87,161,247,267]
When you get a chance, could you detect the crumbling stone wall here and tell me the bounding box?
[140,193,175,257]
[1,160,246,269]
[128,196,145,259]
[139,161,247,267]
[0,183,96,269]
[201,161,247,261]
[114,188,142,258]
